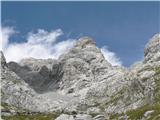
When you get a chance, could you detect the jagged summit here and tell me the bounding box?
[59,36,111,66]
[144,33,160,62]
[75,36,96,48]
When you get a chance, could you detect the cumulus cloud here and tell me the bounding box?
[101,46,122,66]
[0,26,16,51]
[1,26,122,66]
[1,26,76,62]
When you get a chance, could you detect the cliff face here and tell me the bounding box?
[1,34,160,120]
[8,58,62,93]
[144,34,160,63]
[1,51,38,112]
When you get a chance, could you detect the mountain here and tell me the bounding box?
[1,34,160,120]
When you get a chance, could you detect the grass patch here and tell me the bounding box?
[154,67,160,102]
[105,88,126,106]
[141,77,149,81]
[109,113,124,120]
[2,113,59,120]
[1,103,13,111]
[155,67,160,75]
[89,113,100,118]
[109,103,160,120]
[126,103,160,120]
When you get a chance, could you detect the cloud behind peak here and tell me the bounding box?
[1,26,122,66]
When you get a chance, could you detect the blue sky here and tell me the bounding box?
[1,1,159,66]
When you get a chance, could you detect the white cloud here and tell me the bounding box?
[101,46,122,66]
[1,26,122,66]
[1,26,76,62]
[0,26,15,51]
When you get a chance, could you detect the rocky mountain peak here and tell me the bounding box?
[144,34,160,62]
[2,34,160,120]
[75,36,96,49]
[59,36,109,65]
[58,37,113,93]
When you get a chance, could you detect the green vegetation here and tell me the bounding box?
[155,67,160,75]
[105,88,126,106]
[1,103,60,120]
[138,66,154,73]
[1,102,29,113]
[1,103,13,111]
[12,80,19,84]
[2,113,59,120]
[1,90,5,97]
[127,103,160,120]
[109,103,160,120]
[141,77,149,81]
[109,113,124,120]
[89,113,100,118]
[154,67,160,102]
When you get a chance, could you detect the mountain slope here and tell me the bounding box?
[1,34,160,120]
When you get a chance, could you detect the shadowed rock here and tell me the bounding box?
[1,51,7,69]
[8,58,62,93]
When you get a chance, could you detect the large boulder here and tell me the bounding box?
[55,114,93,120]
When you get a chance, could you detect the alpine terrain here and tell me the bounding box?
[1,34,160,120]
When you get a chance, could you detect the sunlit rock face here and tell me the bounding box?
[1,34,160,120]
[58,37,113,93]
[1,51,39,112]
[144,34,160,63]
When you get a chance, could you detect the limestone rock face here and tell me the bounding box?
[1,34,160,119]
[1,52,38,111]
[144,34,160,62]
[1,52,68,113]
[58,37,113,93]
[8,58,62,93]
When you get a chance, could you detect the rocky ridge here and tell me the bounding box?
[1,34,160,120]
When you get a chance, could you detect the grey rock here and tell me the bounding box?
[94,115,105,120]
[55,114,75,120]
[144,34,160,62]
[75,114,93,120]
[1,34,160,119]
[8,58,62,93]
[58,37,113,94]
[1,52,38,111]
[55,114,93,120]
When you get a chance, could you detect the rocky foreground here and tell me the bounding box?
[1,34,160,120]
